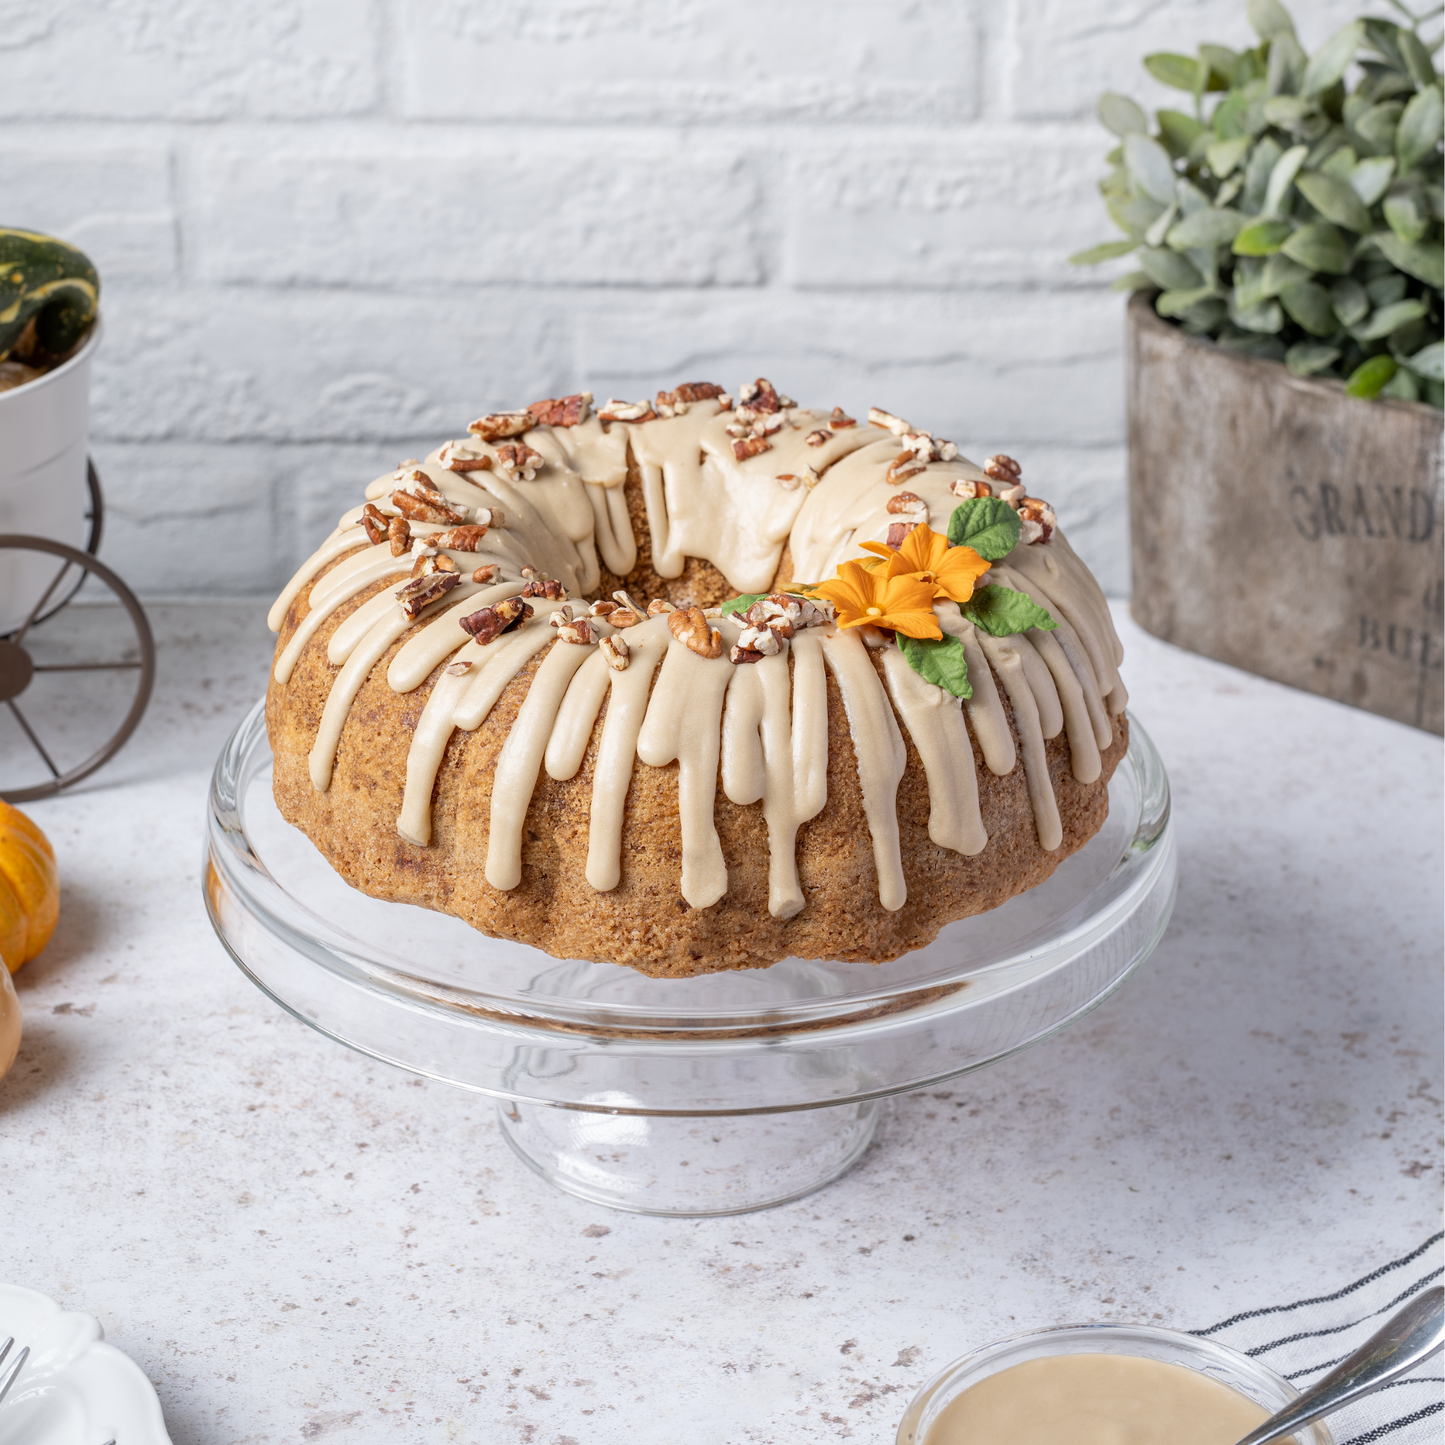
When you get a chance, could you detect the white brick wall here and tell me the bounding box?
[1,0,1365,597]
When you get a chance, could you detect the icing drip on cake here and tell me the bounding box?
[270,390,1126,918]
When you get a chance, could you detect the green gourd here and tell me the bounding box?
[0,229,99,366]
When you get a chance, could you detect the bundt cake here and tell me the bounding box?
[265,381,1128,978]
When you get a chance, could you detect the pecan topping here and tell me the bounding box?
[472,563,500,584]
[395,570,460,619]
[729,644,765,665]
[472,506,504,529]
[391,485,467,526]
[886,455,926,485]
[445,660,473,676]
[668,606,723,659]
[360,503,389,545]
[526,392,592,428]
[597,398,656,424]
[468,411,533,442]
[520,572,567,601]
[885,521,917,549]
[950,477,992,501]
[886,491,928,520]
[555,618,594,645]
[737,378,792,413]
[868,407,911,435]
[438,441,493,473]
[804,430,830,448]
[735,623,783,656]
[1017,497,1056,546]
[645,599,675,616]
[673,380,727,404]
[431,524,490,551]
[732,435,772,461]
[410,551,459,578]
[984,454,1022,482]
[607,608,640,628]
[459,596,533,646]
[829,407,857,429]
[589,600,618,617]
[387,517,412,556]
[494,441,544,481]
[600,634,630,670]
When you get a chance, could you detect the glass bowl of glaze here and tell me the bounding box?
[896,1322,1334,1445]
[205,699,1176,1217]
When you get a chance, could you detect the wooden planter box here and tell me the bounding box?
[1128,292,1444,734]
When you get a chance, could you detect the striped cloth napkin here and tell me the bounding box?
[1193,1233,1444,1444]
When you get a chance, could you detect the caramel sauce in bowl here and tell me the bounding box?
[896,1323,1335,1445]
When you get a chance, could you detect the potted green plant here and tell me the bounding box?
[0,229,101,633]
[1075,0,1443,733]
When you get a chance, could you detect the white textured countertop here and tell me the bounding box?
[5,601,1441,1444]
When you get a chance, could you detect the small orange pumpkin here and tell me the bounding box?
[0,798,58,973]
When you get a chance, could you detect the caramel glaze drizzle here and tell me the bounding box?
[268,396,1127,918]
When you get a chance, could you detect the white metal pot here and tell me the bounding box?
[0,319,101,633]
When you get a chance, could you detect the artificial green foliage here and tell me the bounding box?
[897,634,973,699]
[1072,0,1444,407]
[945,499,1022,560]
[0,229,99,366]
[964,586,1058,638]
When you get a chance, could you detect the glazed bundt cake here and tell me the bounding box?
[265,381,1128,977]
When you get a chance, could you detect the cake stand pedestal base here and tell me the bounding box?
[497,1098,884,1217]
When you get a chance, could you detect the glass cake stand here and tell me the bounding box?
[204,700,1176,1217]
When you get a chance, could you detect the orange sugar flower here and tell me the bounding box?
[859,525,990,605]
[810,560,942,640]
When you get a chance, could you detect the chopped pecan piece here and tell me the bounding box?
[673,380,726,404]
[668,606,723,659]
[803,431,830,448]
[645,598,675,616]
[387,517,412,556]
[395,570,460,619]
[459,596,533,645]
[431,524,490,551]
[445,660,473,676]
[410,551,459,578]
[597,398,655,423]
[494,442,544,481]
[520,575,567,601]
[776,472,804,489]
[600,634,630,670]
[732,435,772,462]
[392,486,467,526]
[886,491,928,520]
[729,644,765,665]
[736,623,783,656]
[737,378,788,414]
[950,477,992,501]
[472,563,500,584]
[438,440,493,472]
[360,503,389,545]
[1017,497,1056,546]
[984,454,1022,482]
[607,608,640,628]
[886,455,926,485]
[868,407,911,435]
[471,507,504,529]
[828,407,856,429]
[885,521,917,549]
[468,411,533,442]
[556,618,594,645]
[526,392,592,428]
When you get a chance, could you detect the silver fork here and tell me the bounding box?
[0,1334,29,1407]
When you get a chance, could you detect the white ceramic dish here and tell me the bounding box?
[0,1283,171,1445]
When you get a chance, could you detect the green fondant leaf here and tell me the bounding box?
[946,500,1021,561]
[963,585,1058,637]
[897,634,972,699]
